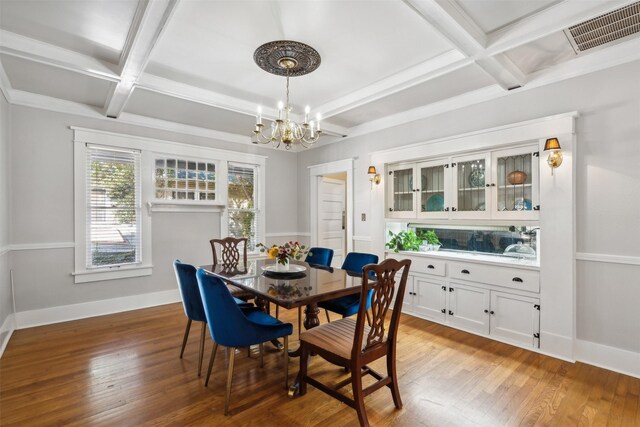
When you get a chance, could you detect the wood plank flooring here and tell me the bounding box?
[1,303,638,426]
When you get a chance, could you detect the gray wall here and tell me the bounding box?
[297,60,640,354]
[9,106,297,312]
[0,92,13,341]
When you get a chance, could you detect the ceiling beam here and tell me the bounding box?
[485,0,633,55]
[318,50,471,119]
[103,0,180,118]
[402,0,524,89]
[136,73,350,137]
[0,30,119,81]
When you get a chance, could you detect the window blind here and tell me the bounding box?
[227,163,258,251]
[86,145,142,268]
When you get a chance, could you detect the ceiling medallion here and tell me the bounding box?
[252,40,323,149]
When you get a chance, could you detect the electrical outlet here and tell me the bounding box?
[361,213,366,221]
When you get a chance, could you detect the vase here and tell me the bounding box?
[276,258,290,272]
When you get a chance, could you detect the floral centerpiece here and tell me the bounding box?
[257,241,310,271]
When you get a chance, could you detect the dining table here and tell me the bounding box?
[201,258,365,356]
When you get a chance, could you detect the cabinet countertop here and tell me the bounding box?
[385,249,540,270]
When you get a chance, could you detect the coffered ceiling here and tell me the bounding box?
[0,0,639,148]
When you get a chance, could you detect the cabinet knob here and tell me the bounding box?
[441,285,446,291]
[441,308,446,314]
[491,183,496,187]
[484,309,489,314]
[449,287,454,292]
[512,277,523,283]
[448,310,454,315]
[444,207,449,212]
[427,265,435,269]
[461,269,470,274]
[452,207,457,212]
[490,310,495,315]
[485,184,490,187]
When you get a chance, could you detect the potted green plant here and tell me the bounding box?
[419,230,441,251]
[385,230,423,253]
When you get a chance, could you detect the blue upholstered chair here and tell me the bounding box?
[305,247,334,267]
[318,252,379,324]
[196,268,293,416]
[173,260,253,377]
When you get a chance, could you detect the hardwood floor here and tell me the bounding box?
[1,303,638,426]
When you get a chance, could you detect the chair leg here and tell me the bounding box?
[283,335,289,389]
[198,322,206,376]
[180,318,192,358]
[325,309,331,323]
[259,343,264,368]
[387,349,403,409]
[205,341,218,387]
[365,310,372,327]
[299,344,309,396]
[351,364,370,427]
[275,305,279,319]
[297,307,302,339]
[224,347,236,416]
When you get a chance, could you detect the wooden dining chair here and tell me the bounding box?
[210,237,253,301]
[297,258,411,427]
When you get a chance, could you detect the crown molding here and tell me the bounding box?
[0,60,12,103]
[0,29,119,81]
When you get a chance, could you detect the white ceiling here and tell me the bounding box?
[0,0,639,148]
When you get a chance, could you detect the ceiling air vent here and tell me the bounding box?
[565,1,640,53]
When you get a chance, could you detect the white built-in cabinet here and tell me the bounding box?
[387,144,540,220]
[392,253,541,349]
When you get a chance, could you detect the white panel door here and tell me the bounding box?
[318,177,346,268]
[447,282,490,334]
[489,291,540,347]
[412,275,446,322]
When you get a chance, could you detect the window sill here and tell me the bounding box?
[146,201,226,214]
[73,264,153,284]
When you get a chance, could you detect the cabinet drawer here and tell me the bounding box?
[409,257,446,277]
[449,262,539,293]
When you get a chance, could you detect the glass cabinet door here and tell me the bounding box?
[417,160,449,218]
[452,153,491,218]
[492,145,539,219]
[387,164,416,218]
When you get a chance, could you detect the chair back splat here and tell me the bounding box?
[210,237,248,266]
[355,259,410,358]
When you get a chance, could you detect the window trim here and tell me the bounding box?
[225,162,263,254]
[72,127,267,283]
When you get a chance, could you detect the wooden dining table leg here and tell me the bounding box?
[288,303,320,357]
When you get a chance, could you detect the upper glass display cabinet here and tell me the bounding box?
[386,144,539,220]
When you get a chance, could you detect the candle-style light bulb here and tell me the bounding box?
[277,101,283,120]
[304,105,310,124]
[257,106,262,125]
[309,121,315,137]
[316,113,321,131]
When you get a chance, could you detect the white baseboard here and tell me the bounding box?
[14,289,181,329]
[575,339,640,379]
[0,313,16,358]
[539,331,575,361]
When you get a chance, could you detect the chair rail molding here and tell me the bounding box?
[576,252,640,266]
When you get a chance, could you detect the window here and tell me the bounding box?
[86,145,141,268]
[154,157,216,201]
[227,163,259,251]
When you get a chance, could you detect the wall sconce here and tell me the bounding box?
[543,137,563,175]
[368,166,381,188]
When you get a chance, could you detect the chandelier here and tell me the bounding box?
[252,40,322,149]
